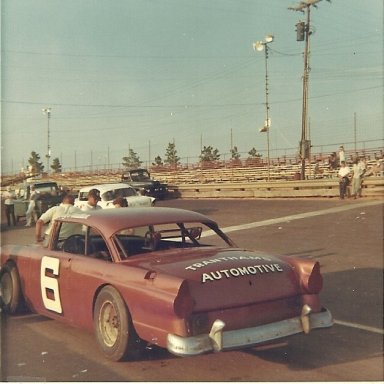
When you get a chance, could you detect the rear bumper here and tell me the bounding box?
[167,306,333,357]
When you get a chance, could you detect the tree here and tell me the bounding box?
[200,146,220,162]
[28,151,44,174]
[122,148,142,169]
[229,146,242,166]
[230,146,241,160]
[164,142,180,168]
[248,147,262,158]
[152,155,164,167]
[246,147,262,166]
[51,157,62,173]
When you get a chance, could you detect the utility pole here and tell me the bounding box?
[289,0,330,180]
[42,107,52,174]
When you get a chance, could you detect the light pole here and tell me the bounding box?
[253,34,274,181]
[42,107,52,174]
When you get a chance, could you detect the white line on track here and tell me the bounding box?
[203,200,382,237]
[334,319,384,335]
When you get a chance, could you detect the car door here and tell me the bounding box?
[58,224,115,330]
[34,220,90,324]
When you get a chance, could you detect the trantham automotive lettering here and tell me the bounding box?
[185,255,272,271]
[201,263,283,283]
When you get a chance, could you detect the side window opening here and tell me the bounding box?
[88,227,113,261]
[57,224,112,262]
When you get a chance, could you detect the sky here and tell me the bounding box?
[1,0,383,174]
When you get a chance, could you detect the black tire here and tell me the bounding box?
[0,263,23,314]
[94,286,145,361]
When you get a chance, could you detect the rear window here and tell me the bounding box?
[112,221,231,259]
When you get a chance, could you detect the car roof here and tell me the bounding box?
[60,207,217,238]
[79,183,133,193]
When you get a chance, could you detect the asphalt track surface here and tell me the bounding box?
[1,198,383,382]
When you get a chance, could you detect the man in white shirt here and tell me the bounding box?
[338,145,346,164]
[338,161,351,199]
[81,189,102,211]
[35,194,83,245]
[3,186,16,226]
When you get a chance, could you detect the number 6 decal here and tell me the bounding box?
[40,256,62,314]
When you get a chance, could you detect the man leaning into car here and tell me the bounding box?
[35,194,83,246]
[81,188,102,211]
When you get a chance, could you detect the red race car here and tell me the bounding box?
[0,207,332,361]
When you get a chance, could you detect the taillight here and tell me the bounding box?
[302,261,323,294]
[173,281,194,318]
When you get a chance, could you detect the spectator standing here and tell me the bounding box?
[351,159,365,199]
[4,186,16,226]
[338,146,346,164]
[81,189,102,211]
[338,161,351,199]
[25,186,38,227]
[35,194,82,245]
[357,156,367,197]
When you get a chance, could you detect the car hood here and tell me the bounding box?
[122,247,302,310]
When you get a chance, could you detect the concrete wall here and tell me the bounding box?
[168,177,384,199]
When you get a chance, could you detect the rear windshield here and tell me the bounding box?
[112,221,232,259]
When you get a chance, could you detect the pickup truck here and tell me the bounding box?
[121,169,168,199]
[14,180,64,220]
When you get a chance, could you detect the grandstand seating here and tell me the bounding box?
[1,148,382,193]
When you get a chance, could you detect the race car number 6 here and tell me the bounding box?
[40,256,62,314]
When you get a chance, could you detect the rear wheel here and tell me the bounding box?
[0,263,23,314]
[94,286,145,361]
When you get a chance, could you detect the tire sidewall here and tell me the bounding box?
[94,285,130,361]
[0,263,22,314]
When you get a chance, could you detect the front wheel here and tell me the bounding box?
[94,286,145,361]
[0,263,23,314]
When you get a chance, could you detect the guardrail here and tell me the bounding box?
[168,177,384,199]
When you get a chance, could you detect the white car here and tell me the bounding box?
[75,183,155,209]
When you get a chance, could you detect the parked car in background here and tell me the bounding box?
[0,207,332,361]
[74,183,155,209]
[14,180,64,220]
[121,168,168,199]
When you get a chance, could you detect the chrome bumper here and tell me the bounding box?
[167,306,333,357]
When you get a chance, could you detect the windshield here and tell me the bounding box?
[130,170,150,182]
[112,221,233,259]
